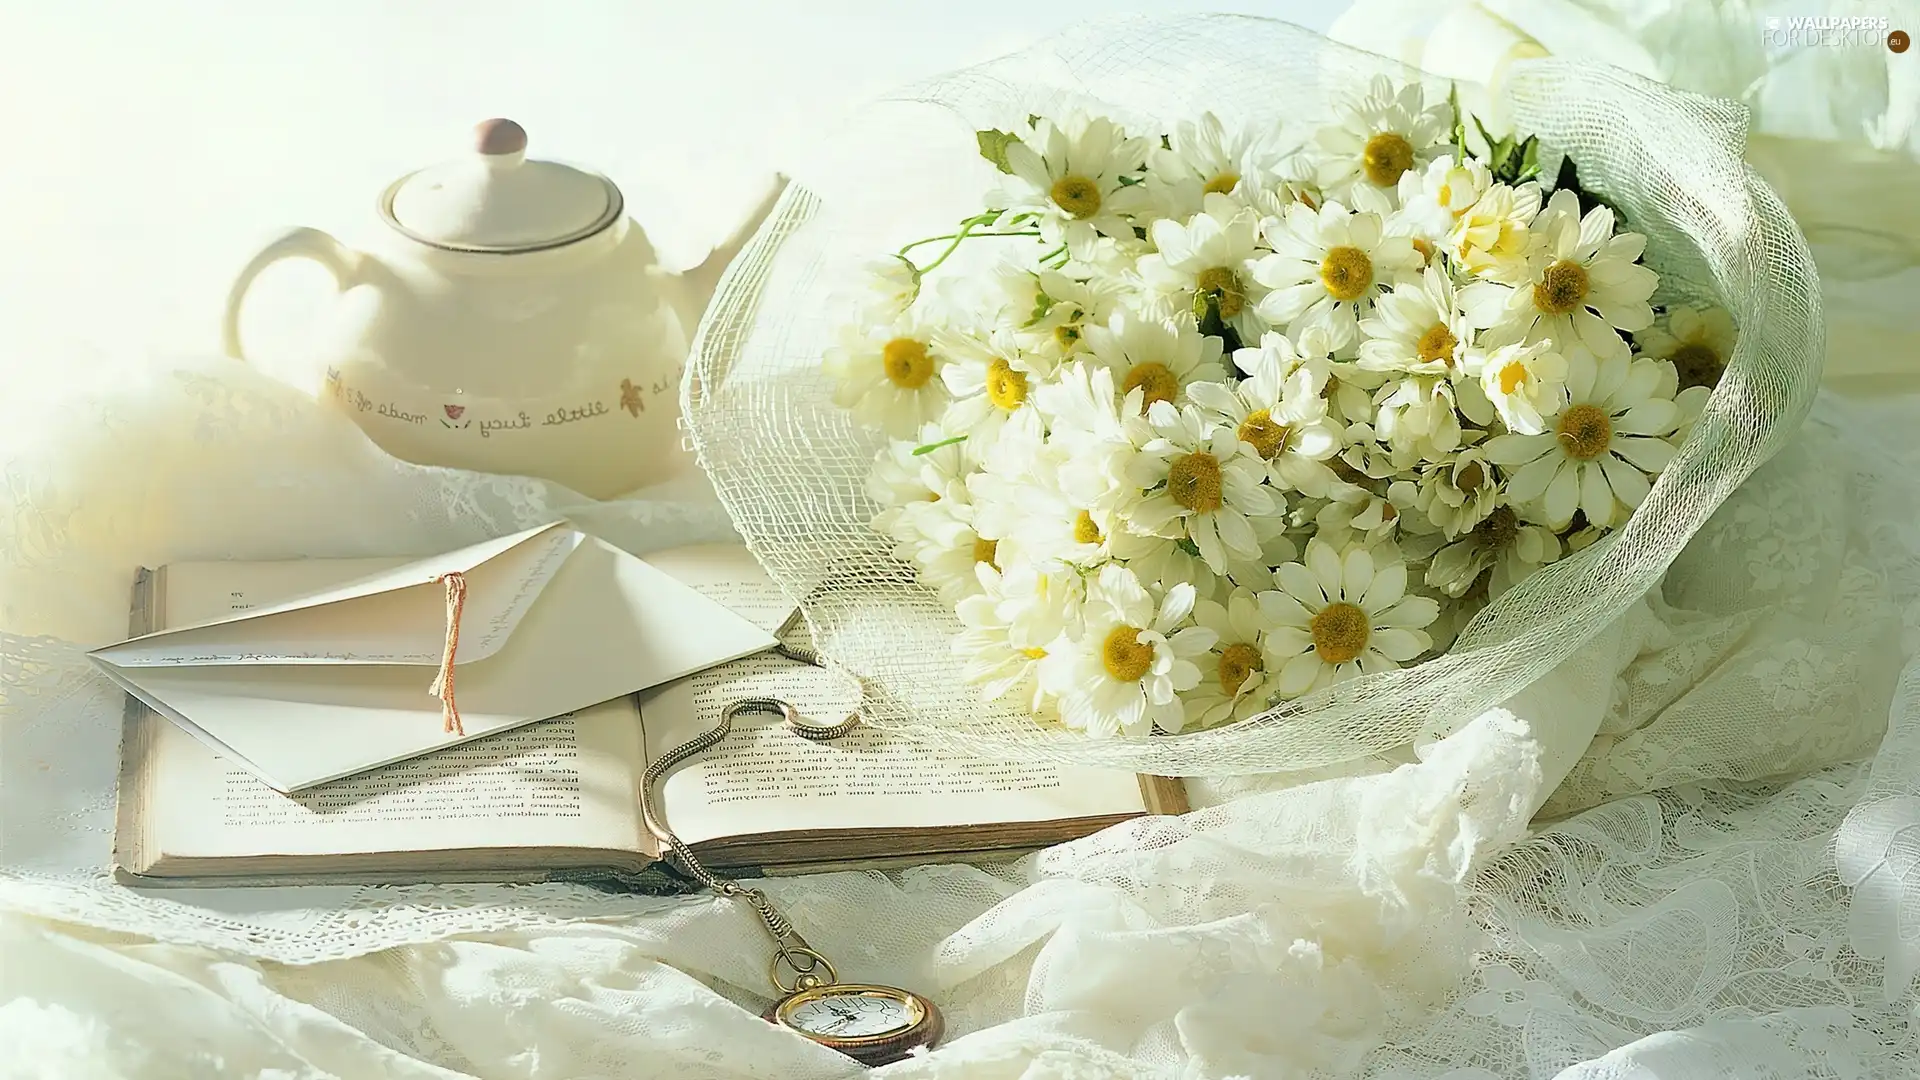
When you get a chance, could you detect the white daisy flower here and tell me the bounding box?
[1260,538,1440,696]
[1461,188,1658,355]
[1463,338,1569,436]
[1000,268,1122,366]
[1231,328,1335,392]
[823,312,950,438]
[1303,75,1450,216]
[1146,111,1291,219]
[1636,304,1736,390]
[1392,156,1494,248]
[1137,193,1270,342]
[1252,201,1420,351]
[1041,564,1216,737]
[1425,504,1562,598]
[1447,181,1543,286]
[867,420,968,541]
[1405,447,1501,539]
[1314,484,1405,549]
[1328,419,1402,485]
[953,562,1055,714]
[995,113,1152,250]
[1082,307,1226,414]
[1373,374,1463,466]
[1123,401,1279,573]
[936,326,1044,463]
[973,420,1114,573]
[1184,588,1283,729]
[995,557,1088,651]
[1483,347,1688,530]
[1190,348,1342,497]
[1357,266,1474,376]
[1031,361,1151,519]
[841,255,921,323]
[894,481,999,604]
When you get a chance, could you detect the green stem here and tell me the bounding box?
[900,228,1041,275]
[912,434,968,456]
[1038,244,1069,268]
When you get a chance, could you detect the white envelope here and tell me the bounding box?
[90,523,779,792]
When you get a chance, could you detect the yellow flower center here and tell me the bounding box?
[1532,259,1591,315]
[1362,131,1415,187]
[1122,362,1180,410]
[1497,361,1529,396]
[1053,322,1083,350]
[882,337,934,389]
[1455,460,1485,491]
[1021,646,1049,660]
[1101,625,1155,682]
[1473,504,1519,548]
[1203,171,1241,196]
[1310,601,1371,664]
[1670,342,1723,390]
[1237,409,1291,460]
[1319,245,1375,302]
[1050,174,1103,219]
[985,358,1029,410]
[972,537,1000,568]
[1217,643,1264,696]
[1415,322,1458,367]
[1556,403,1613,460]
[1072,510,1103,545]
[1194,266,1246,319]
[1167,451,1224,512]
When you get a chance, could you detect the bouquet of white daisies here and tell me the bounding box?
[819,76,1731,738]
[683,19,1818,772]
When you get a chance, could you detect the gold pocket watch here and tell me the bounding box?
[643,694,944,1066]
[762,950,944,1066]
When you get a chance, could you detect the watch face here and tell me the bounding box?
[782,989,920,1039]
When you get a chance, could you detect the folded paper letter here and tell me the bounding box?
[90,524,780,791]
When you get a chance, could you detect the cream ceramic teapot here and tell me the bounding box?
[223,118,781,499]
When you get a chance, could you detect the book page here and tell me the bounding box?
[641,653,1145,846]
[642,543,798,634]
[145,699,647,860]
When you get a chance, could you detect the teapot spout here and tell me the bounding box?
[675,173,790,332]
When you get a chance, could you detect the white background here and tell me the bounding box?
[0,1,1336,367]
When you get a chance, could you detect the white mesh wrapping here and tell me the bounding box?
[682,15,1824,775]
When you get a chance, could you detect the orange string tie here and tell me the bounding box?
[429,572,468,736]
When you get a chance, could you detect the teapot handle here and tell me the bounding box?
[221,227,362,361]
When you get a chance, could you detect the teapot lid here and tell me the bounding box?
[380,119,624,254]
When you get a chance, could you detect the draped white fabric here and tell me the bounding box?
[4,4,1917,1079]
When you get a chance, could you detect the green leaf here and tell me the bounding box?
[976,129,1020,175]
[1473,115,1503,168]
[1026,288,1057,328]
[1116,173,1146,186]
[1027,113,1043,129]
[1516,136,1541,181]
[1447,83,1467,164]
[1175,538,1202,558]
[912,434,967,456]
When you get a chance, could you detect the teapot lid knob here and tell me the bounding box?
[474,118,528,157]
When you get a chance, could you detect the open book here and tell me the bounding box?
[114,542,1186,888]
